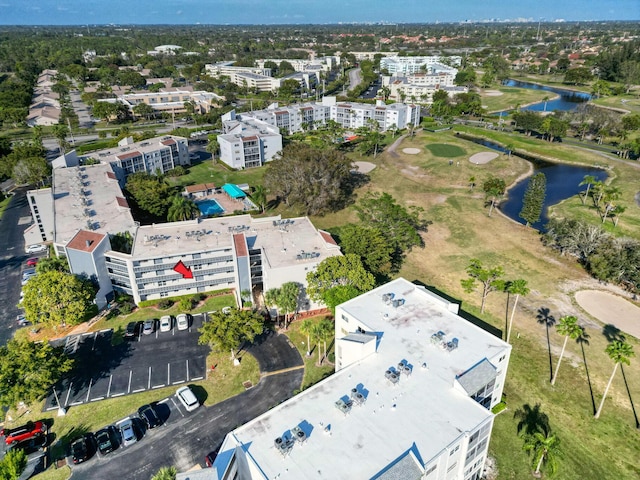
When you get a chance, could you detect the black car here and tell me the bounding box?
[94,427,117,456]
[70,435,92,464]
[138,404,162,429]
[124,321,142,339]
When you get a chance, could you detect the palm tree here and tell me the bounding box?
[591,180,605,208]
[251,185,267,213]
[611,205,626,227]
[505,279,530,343]
[151,466,177,480]
[595,340,635,419]
[522,429,560,477]
[317,318,334,365]
[551,316,583,385]
[600,186,621,224]
[167,195,199,222]
[300,319,314,357]
[264,288,280,324]
[579,175,597,205]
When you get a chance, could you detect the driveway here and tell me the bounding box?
[0,188,38,345]
[70,331,304,479]
[69,90,94,129]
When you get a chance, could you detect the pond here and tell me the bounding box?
[500,79,591,113]
[500,162,608,231]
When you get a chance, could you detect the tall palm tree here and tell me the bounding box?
[167,195,199,222]
[317,318,334,365]
[505,279,530,343]
[595,340,635,419]
[151,466,177,480]
[522,429,560,477]
[601,186,621,224]
[578,175,596,205]
[611,205,626,227]
[551,316,583,385]
[251,185,267,213]
[264,288,280,324]
[300,318,314,357]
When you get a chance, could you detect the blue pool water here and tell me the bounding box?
[197,199,225,216]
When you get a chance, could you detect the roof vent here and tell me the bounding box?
[392,298,405,308]
[382,292,395,304]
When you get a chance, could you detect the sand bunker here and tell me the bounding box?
[469,152,499,164]
[484,90,504,96]
[576,290,640,339]
[402,148,421,155]
[352,161,376,173]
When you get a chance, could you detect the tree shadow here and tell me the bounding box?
[513,403,550,437]
[620,365,640,428]
[602,324,626,343]
[576,328,597,415]
[536,307,556,382]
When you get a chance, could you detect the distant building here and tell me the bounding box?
[27,70,62,127]
[381,56,462,75]
[218,111,283,169]
[384,73,468,104]
[148,44,182,56]
[212,277,511,480]
[113,86,225,116]
[205,62,320,93]
[255,56,341,72]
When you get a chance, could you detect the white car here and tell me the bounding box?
[115,418,137,447]
[176,313,190,331]
[159,315,173,332]
[176,386,199,412]
[25,244,47,254]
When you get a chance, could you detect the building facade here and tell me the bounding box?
[114,87,225,116]
[380,55,462,74]
[218,112,283,169]
[212,278,511,480]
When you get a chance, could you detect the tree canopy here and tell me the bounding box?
[0,337,73,408]
[263,143,354,215]
[460,258,505,313]
[519,172,547,227]
[335,224,394,276]
[198,308,264,360]
[125,172,176,218]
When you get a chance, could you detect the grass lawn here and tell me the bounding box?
[284,317,335,391]
[308,127,640,479]
[424,143,467,158]
[166,158,266,190]
[0,195,12,217]
[592,95,640,114]
[479,85,554,113]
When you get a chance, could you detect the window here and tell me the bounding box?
[449,445,460,455]
[341,314,349,323]
[425,464,437,476]
[447,462,457,473]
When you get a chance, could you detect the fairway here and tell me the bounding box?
[425,143,467,157]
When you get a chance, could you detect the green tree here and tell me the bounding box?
[461,259,505,314]
[151,466,177,480]
[0,337,73,408]
[522,429,560,477]
[167,195,199,221]
[563,67,593,85]
[300,318,314,357]
[251,185,267,213]
[35,256,69,273]
[279,282,301,329]
[125,172,175,218]
[12,156,51,186]
[198,308,264,362]
[505,279,530,343]
[519,173,547,227]
[132,102,156,121]
[316,317,334,365]
[600,185,621,224]
[551,316,583,386]
[579,175,597,205]
[306,254,375,309]
[52,123,69,152]
[264,288,280,320]
[0,449,27,479]
[206,136,220,160]
[482,177,506,217]
[22,270,96,328]
[595,340,634,419]
[337,224,394,276]
[512,111,543,136]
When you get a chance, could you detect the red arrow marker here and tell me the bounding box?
[173,260,193,279]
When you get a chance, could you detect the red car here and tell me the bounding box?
[26,257,38,267]
[1,421,46,445]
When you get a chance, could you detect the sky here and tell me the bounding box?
[0,0,637,25]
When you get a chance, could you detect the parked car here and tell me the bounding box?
[16,314,30,327]
[138,404,162,429]
[26,257,39,267]
[25,244,47,254]
[124,321,142,339]
[2,421,46,445]
[159,315,173,332]
[70,435,92,464]
[176,313,191,331]
[6,435,47,454]
[204,450,218,467]
[94,426,117,456]
[176,386,199,412]
[22,268,36,279]
[142,319,155,335]
[115,418,137,447]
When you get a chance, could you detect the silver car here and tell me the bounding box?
[115,418,137,447]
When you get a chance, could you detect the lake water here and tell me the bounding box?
[501,79,591,113]
[500,163,608,230]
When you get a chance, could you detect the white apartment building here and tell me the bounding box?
[205,62,320,93]
[384,74,468,104]
[218,111,283,169]
[381,56,462,75]
[255,56,341,72]
[212,278,511,480]
[114,87,225,116]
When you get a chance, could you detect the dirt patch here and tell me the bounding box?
[575,290,640,339]
[483,90,504,97]
[352,161,377,173]
[469,151,499,164]
[402,148,421,155]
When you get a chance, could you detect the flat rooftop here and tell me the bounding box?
[131,215,340,267]
[226,278,509,479]
[53,164,136,246]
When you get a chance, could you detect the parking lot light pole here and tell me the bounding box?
[52,388,66,416]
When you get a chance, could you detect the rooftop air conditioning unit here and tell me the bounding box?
[392,298,405,308]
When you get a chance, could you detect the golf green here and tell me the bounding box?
[425,143,467,158]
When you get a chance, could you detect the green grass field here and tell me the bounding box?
[424,143,467,157]
[479,85,555,113]
[166,158,266,190]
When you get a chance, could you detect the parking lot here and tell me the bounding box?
[46,314,209,410]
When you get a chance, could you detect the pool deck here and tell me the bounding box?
[195,191,253,215]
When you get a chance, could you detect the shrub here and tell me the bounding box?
[157,299,174,310]
[179,297,194,311]
[119,301,134,315]
[192,293,206,303]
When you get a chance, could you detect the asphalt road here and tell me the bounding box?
[0,188,39,345]
[348,67,362,92]
[69,331,304,479]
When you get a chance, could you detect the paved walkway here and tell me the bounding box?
[575,290,640,339]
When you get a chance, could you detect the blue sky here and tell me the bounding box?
[0,0,636,25]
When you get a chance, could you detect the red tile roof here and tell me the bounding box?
[116,150,142,160]
[116,196,129,208]
[185,183,216,193]
[233,233,248,257]
[242,135,258,141]
[161,139,176,146]
[67,230,106,253]
[319,230,338,246]
[106,171,117,180]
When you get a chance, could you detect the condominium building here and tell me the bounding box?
[212,277,511,480]
[218,111,283,169]
[205,62,320,93]
[384,74,468,104]
[114,86,225,116]
[380,56,462,75]
[255,56,341,72]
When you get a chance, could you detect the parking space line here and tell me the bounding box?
[85,379,93,403]
[91,397,104,401]
[152,385,166,389]
[191,377,203,381]
[167,363,170,385]
[111,392,124,397]
[148,366,152,390]
[186,360,189,381]
[127,370,132,393]
[64,383,73,406]
[170,397,184,417]
[100,329,110,333]
[107,375,113,397]
[71,400,83,406]
[172,380,185,385]
[91,331,98,351]
[132,388,145,393]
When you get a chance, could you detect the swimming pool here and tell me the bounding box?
[197,199,225,216]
